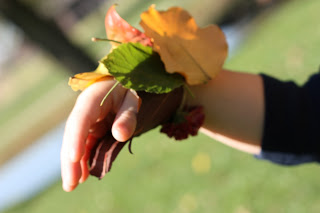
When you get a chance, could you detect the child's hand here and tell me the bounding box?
[60,79,140,192]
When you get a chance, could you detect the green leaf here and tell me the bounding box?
[102,42,185,93]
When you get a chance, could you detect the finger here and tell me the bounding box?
[79,134,97,183]
[79,157,89,184]
[112,89,140,142]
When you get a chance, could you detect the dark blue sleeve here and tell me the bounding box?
[256,73,320,165]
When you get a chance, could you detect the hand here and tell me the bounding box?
[60,79,140,192]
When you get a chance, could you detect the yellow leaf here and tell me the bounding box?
[95,55,110,75]
[69,55,111,91]
[140,5,228,85]
[68,72,112,91]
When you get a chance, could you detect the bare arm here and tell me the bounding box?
[187,69,264,154]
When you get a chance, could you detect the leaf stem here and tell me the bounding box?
[183,84,194,99]
[100,81,120,106]
[176,85,194,113]
[91,37,122,44]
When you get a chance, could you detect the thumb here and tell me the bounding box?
[112,89,140,142]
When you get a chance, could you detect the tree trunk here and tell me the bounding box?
[0,0,96,75]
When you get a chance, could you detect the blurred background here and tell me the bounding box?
[0,0,320,212]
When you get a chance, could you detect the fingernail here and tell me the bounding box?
[79,176,86,183]
[130,89,141,112]
[63,182,78,192]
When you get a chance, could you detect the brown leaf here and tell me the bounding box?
[89,133,126,179]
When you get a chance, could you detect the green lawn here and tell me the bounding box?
[4,0,320,212]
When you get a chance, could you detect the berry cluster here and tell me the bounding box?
[160,106,205,140]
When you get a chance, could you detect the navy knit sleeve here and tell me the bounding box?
[256,73,320,165]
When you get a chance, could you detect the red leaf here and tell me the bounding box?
[105,5,152,47]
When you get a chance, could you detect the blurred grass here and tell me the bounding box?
[0,49,77,163]
[225,0,320,83]
[3,0,320,212]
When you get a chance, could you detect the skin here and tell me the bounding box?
[61,69,264,192]
[189,70,264,154]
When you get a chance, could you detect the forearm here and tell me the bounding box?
[187,69,264,154]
